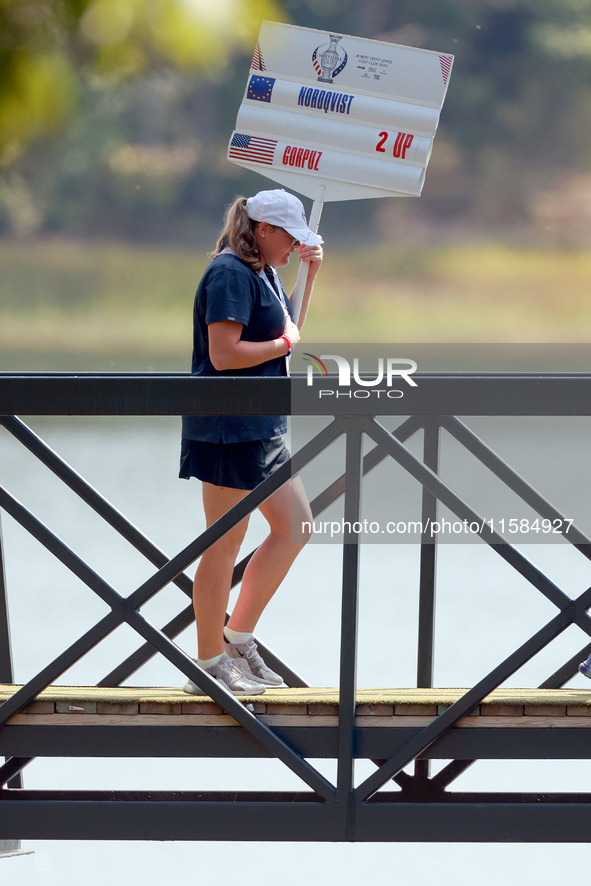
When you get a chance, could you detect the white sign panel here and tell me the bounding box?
[227,22,454,202]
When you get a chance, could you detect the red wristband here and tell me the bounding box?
[280,334,293,355]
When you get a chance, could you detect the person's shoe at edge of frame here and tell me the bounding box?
[224,634,284,686]
[182,652,266,696]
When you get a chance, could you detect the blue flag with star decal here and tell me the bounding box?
[247,75,276,103]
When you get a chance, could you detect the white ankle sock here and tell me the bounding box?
[196,653,224,670]
[224,627,253,644]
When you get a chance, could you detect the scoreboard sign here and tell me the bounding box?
[227,21,454,202]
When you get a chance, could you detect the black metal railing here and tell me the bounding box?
[2,372,591,842]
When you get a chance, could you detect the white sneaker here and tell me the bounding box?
[224,636,284,686]
[182,653,266,696]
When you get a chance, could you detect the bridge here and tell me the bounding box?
[1,371,591,846]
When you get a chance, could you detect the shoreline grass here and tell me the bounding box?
[2,238,591,370]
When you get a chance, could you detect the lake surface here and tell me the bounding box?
[2,414,591,883]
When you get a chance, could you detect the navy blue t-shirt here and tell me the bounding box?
[182,252,293,444]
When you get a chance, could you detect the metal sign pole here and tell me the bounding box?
[293,195,324,324]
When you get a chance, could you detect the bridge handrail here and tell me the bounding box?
[3,371,591,835]
[2,371,591,415]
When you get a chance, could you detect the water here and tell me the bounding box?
[2,415,591,883]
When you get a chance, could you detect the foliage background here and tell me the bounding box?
[2,0,591,363]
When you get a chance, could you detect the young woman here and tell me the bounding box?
[180,189,324,695]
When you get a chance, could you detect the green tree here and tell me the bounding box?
[285,0,591,224]
[3,0,591,238]
[0,0,281,165]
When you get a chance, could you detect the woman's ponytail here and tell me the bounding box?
[212,196,263,271]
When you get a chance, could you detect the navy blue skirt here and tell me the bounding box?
[179,436,290,490]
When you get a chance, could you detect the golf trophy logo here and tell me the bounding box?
[312,35,348,83]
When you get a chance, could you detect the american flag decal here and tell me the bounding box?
[439,55,453,85]
[312,47,322,77]
[251,41,266,71]
[229,133,277,166]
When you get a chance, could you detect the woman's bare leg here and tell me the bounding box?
[227,476,312,633]
[193,482,249,660]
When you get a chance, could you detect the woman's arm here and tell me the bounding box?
[208,319,300,371]
[290,243,324,330]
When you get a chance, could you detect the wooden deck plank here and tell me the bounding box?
[7,712,591,728]
[2,685,591,719]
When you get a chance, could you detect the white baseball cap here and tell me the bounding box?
[246,189,323,246]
